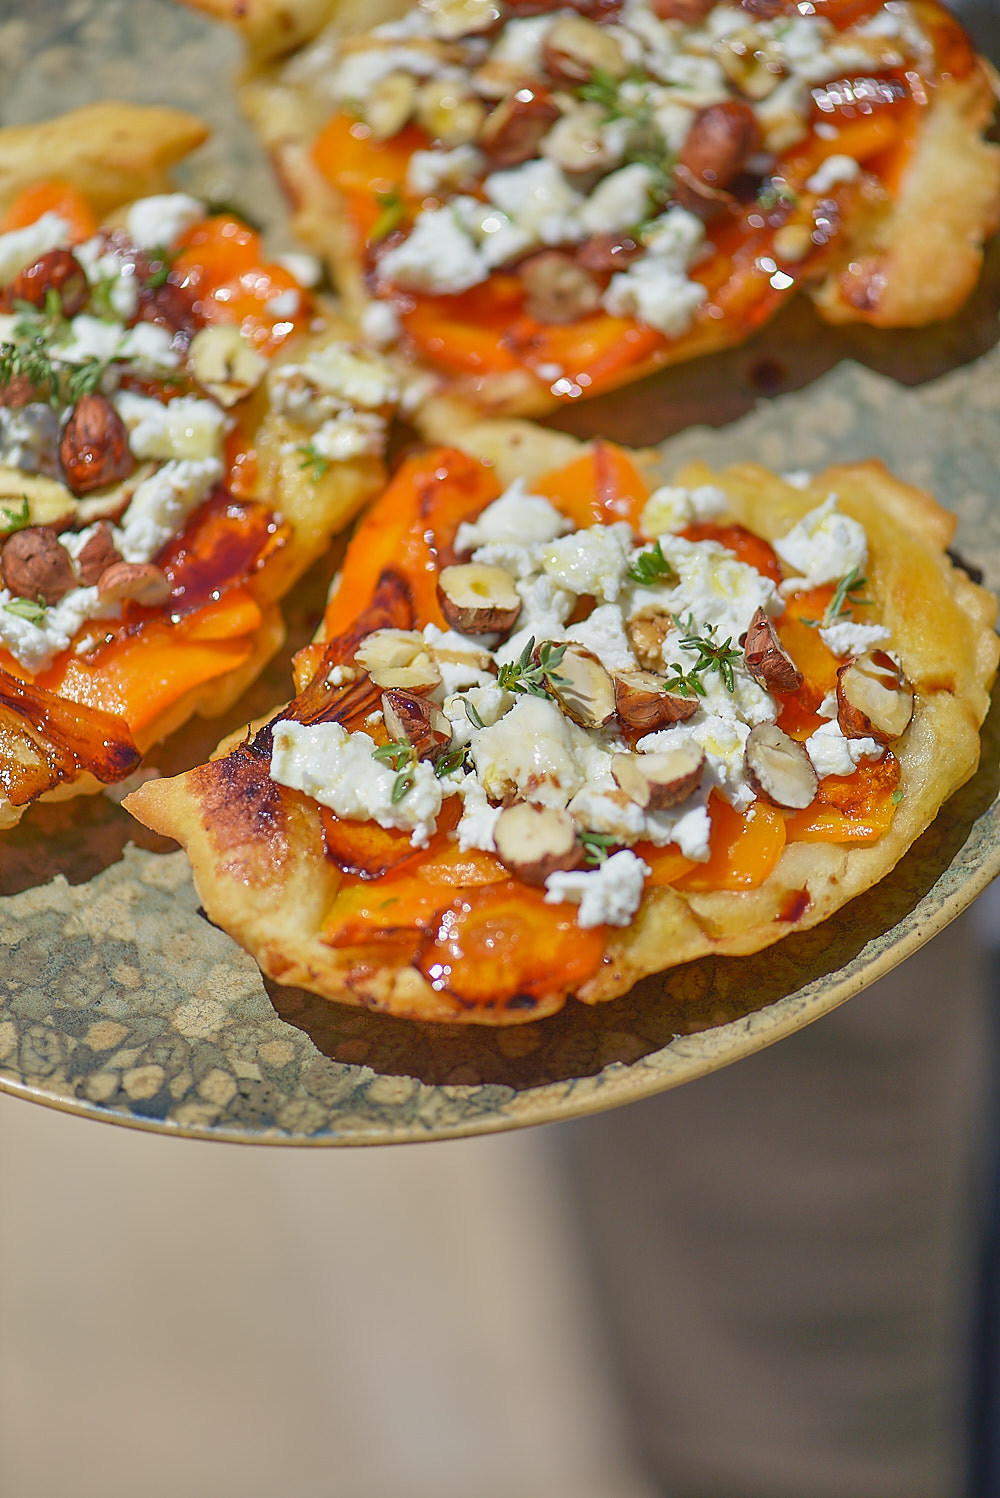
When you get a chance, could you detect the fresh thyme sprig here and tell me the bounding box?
[4,597,47,624]
[580,830,617,867]
[627,539,675,587]
[296,442,330,482]
[463,698,485,730]
[0,293,107,408]
[373,738,417,802]
[660,662,707,699]
[496,637,569,699]
[579,67,653,129]
[671,615,742,694]
[0,497,31,535]
[434,745,469,779]
[142,246,177,291]
[800,567,871,629]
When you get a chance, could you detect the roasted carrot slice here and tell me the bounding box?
[674,792,787,892]
[1,180,97,240]
[534,442,651,529]
[785,754,901,843]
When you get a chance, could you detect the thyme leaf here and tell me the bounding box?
[371,186,405,243]
[434,745,469,779]
[627,539,675,587]
[463,698,485,730]
[296,442,330,482]
[4,597,47,624]
[0,497,31,535]
[580,831,617,867]
[671,615,742,694]
[496,636,569,699]
[373,740,414,772]
[800,567,871,630]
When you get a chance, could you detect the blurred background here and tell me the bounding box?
[2,2,999,1496]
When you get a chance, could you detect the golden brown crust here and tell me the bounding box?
[125,450,999,1024]
[0,103,209,220]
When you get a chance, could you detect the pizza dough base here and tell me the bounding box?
[124,433,1000,1024]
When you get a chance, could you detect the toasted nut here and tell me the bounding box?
[10,249,88,317]
[612,742,705,810]
[744,722,818,809]
[546,644,616,728]
[60,393,134,496]
[651,0,715,19]
[416,78,488,147]
[743,607,802,694]
[542,14,627,85]
[541,102,618,174]
[75,521,122,587]
[614,668,698,732]
[493,801,582,886]
[364,70,418,140]
[381,689,454,760]
[97,561,171,606]
[836,650,914,744]
[135,280,199,338]
[677,101,760,193]
[355,628,442,693]
[1,525,76,604]
[519,251,601,324]
[741,0,792,17]
[437,563,522,635]
[472,59,541,100]
[627,609,672,671]
[717,44,783,101]
[189,324,268,408]
[577,233,643,273]
[480,87,560,168]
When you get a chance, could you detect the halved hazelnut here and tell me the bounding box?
[96,561,171,606]
[626,609,672,671]
[519,251,601,324]
[577,233,643,273]
[542,15,627,85]
[676,101,760,201]
[836,650,914,744]
[743,607,802,694]
[612,743,705,811]
[60,393,134,497]
[540,103,618,175]
[546,644,616,728]
[493,802,582,886]
[75,521,122,587]
[480,87,560,168]
[381,689,453,760]
[744,722,818,809]
[355,628,442,693]
[1,525,76,604]
[614,668,699,733]
[363,70,418,141]
[437,563,521,636]
[189,324,268,408]
[10,249,88,318]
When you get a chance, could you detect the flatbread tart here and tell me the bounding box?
[0,104,411,829]
[124,426,999,1024]
[183,0,999,416]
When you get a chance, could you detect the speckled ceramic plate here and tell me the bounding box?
[0,0,998,1144]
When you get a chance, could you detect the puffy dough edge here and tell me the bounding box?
[0,103,209,220]
[125,451,1000,1024]
[810,65,1000,328]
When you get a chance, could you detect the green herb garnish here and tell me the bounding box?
[0,497,31,535]
[4,597,47,624]
[496,636,569,699]
[580,830,617,867]
[627,539,675,587]
[672,616,742,693]
[891,788,903,805]
[370,186,405,242]
[463,698,485,730]
[434,746,469,779]
[296,442,330,482]
[660,663,707,699]
[800,567,871,629]
[373,740,414,772]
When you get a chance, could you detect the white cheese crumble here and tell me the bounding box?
[378,205,487,295]
[116,457,223,564]
[0,586,119,673]
[471,693,588,809]
[632,533,779,648]
[455,479,571,554]
[484,159,585,247]
[269,719,446,846]
[544,849,651,929]
[115,391,227,464]
[603,207,708,336]
[564,603,638,674]
[805,718,885,779]
[407,144,484,199]
[539,522,632,602]
[125,194,204,250]
[360,300,402,347]
[819,619,891,657]
[640,483,727,536]
[309,409,387,461]
[806,154,862,195]
[774,496,867,590]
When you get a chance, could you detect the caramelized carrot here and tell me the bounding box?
[312,114,428,237]
[173,216,309,351]
[533,442,651,528]
[674,793,787,892]
[785,754,901,843]
[1,180,97,240]
[681,522,783,584]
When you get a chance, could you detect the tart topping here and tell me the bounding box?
[614,667,699,733]
[612,742,706,810]
[493,801,582,885]
[355,628,443,692]
[60,393,134,496]
[380,688,454,760]
[9,249,88,317]
[74,520,121,586]
[545,643,616,728]
[95,560,171,607]
[743,606,803,693]
[837,650,914,744]
[1,524,76,605]
[743,722,818,810]
[436,562,522,635]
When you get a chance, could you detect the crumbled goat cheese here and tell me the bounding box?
[819,619,891,657]
[471,694,588,809]
[603,207,708,335]
[489,14,553,68]
[329,43,445,103]
[540,522,632,602]
[269,719,445,846]
[118,322,182,374]
[515,572,576,632]
[632,533,780,648]
[564,603,638,674]
[805,718,885,778]
[805,153,862,194]
[116,458,223,563]
[773,496,867,589]
[567,785,646,844]
[644,794,713,861]
[456,773,503,853]
[115,391,226,463]
[278,341,399,412]
[360,300,401,347]
[59,314,125,366]
[309,409,387,461]
[455,479,570,553]
[0,212,71,286]
[578,163,657,236]
[265,288,301,319]
[125,194,204,250]
[378,206,488,294]
[407,144,484,198]
[483,159,584,247]
[640,483,727,537]
[544,849,651,929]
[0,585,119,673]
